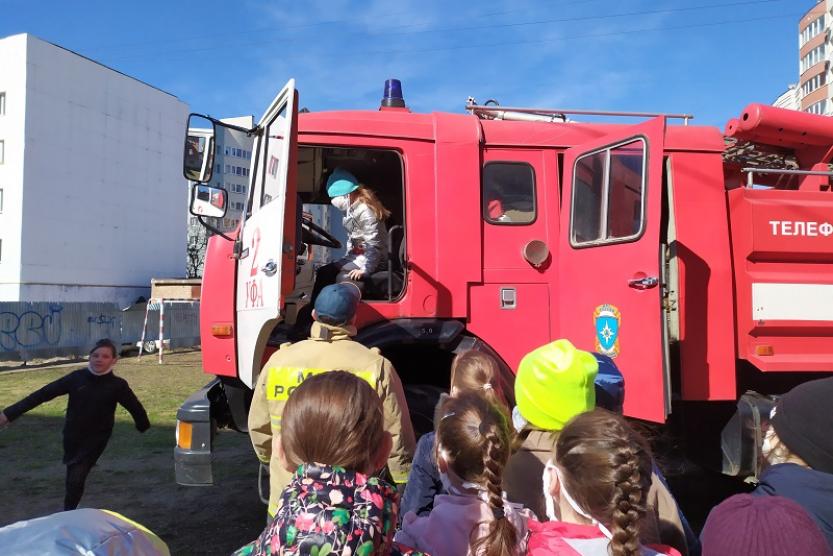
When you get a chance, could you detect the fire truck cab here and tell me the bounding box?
[176,79,833,486]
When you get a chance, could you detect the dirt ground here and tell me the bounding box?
[0,351,265,555]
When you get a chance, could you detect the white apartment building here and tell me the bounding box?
[186,115,254,277]
[796,1,833,114]
[773,85,800,111]
[188,115,254,234]
[0,34,189,305]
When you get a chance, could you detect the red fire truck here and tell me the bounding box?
[175,79,833,486]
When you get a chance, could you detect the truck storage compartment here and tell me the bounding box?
[728,187,833,372]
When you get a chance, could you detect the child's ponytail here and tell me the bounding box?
[436,392,518,556]
[450,350,509,411]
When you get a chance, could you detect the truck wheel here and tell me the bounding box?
[142,340,158,353]
[404,383,445,437]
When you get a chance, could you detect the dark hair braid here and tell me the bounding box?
[438,392,518,556]
[608,447,648,556]
[554,409,654,556]
[470,427,518,556]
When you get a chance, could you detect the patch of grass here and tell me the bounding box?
[0,351,265,554]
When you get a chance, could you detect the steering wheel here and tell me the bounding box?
[301,216,341,249]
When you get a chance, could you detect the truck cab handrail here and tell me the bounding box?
[465,99,694,125]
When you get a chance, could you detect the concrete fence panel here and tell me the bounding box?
[0,301,200,362]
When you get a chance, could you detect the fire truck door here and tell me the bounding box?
[558,117,669,422]
[470,149,551,371]
[236,79,299,388]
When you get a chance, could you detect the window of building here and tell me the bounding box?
[236,148,242,157]
[806,99,828,115]
[800,15,825,47]
[801,73,826,97]
[216,163,222,174]
[801,44,825,73]
[481,162,536,224]
[225,164,231,174]
[0,92,5,116]
[571,138,646,246]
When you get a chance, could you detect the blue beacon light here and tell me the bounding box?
[381,79,406,108]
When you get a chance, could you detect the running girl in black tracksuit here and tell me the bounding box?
[0,339,150,510]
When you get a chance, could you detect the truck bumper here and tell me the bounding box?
[174,378,225,486]
[720,391,776,478]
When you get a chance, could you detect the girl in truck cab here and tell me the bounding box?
[234,371,423,556]
[310,167,390,301]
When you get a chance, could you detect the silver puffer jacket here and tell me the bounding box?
[340,201,389,274]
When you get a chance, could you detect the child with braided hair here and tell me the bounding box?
[506,339,692,555]
[395,390,531,556]
[400,350,510,520]
[529,408,680,556]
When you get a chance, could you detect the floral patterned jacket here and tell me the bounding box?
[234,464,426,556]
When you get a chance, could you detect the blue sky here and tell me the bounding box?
[1,0,807,128]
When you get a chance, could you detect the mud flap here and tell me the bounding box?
[720,391,776,478]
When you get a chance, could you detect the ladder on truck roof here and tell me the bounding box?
[465,97,694,125]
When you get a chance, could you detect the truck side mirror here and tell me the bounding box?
[184,114,216,183]
[190,184,227,219]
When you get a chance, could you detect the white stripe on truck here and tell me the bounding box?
[752,282,833,321]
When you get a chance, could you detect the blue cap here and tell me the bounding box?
[593,353,625,413]
[326,168,360,198]
[314,283,362,325]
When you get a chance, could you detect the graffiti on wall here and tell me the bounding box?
[0,304,65,351]
[0,302,200,362]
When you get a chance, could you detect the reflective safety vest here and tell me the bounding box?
[248,321,416,516]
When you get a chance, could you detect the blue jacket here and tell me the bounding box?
[752,463,833,550]
[399,431,441,522]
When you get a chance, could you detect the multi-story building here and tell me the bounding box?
[186,116,254,277]
[773,84,800,111]
[0,34,188,305]
[795,1,833,114]
[213,116,254,232]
